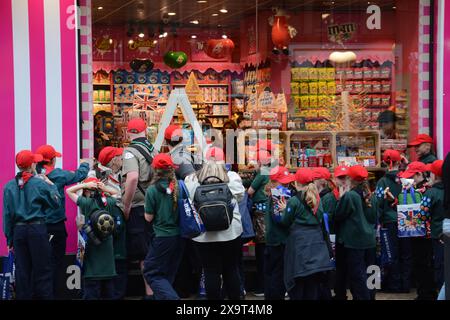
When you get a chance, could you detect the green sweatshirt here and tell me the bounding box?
[45,163,90,224]
[419,153,438,165]
[3,176,60,247]
[335,188,376,250]
[320,188,338,234]
[421,182,445,239]
[265,198,289,246]
[281,193,323,227]
[376,170,401,224]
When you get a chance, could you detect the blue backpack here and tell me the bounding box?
[178,180,205,238]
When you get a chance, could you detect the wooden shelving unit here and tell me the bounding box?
[236,129,380,172]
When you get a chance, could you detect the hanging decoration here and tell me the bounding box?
[204,38,235,59]
[129,59,154,73]
[269,8,297,55]
[163,51,188,69]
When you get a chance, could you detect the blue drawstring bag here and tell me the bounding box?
[239,193,255,240]
[178,180,206,239]
[0,251,15,300]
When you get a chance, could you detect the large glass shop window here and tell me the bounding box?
[91,0,429,168]
[241,0,428,170]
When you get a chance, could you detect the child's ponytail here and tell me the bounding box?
[168,168,178,211]
[151,167,178,212]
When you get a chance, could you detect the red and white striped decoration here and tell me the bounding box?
[419,0,432,134]
[0,0,80,255]
[79,0,93,159]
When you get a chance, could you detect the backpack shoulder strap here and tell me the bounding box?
[126,144,153,196]
[128,144,153,165]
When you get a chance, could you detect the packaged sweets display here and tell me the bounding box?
[318,81,328,95]
[290,61,393,131]
[300,82,309,95]
[309,82,319,95]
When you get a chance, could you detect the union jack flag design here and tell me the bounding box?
[133,92,159,110]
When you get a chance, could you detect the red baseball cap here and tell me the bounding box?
[151,153,178,170]
[425,160,444,177]
[334,165,350,178]
[348,165,369,181]
[312,167,331,180]
[398,161,427,178]
[98,147,123,166]
[83,177,100,184]
[35,145,62,162]
[257,150,272,165]
[16,150,43,169]
[407,134,434,147]
[295,168,314,185]
[164,124,183,141]
[270,166,295,184]
[206,147,225,162]
[383,149,402,163]
[127,118,147,134]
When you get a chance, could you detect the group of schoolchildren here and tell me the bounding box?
[248,134,446,300]
[2,129,447,301]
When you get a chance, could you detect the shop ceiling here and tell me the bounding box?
[92,0,397,28]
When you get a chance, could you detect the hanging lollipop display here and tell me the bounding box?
[163,51,188,69]
[204,38,235,59]
[129,59,154,73]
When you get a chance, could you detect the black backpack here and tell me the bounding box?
[194,176,234,231]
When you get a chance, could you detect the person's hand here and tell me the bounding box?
[400,155,409,165]
[97,182,106,191]
[277,197,287,211]
[384,187,395,202]
[123,206,131,221]
[7,246,13,253]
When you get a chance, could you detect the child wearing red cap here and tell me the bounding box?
[398,161,435,300]
[3,150,61,300]
[247,149,272,297]
[262,166,294,300]
[35,144,90,298]
[312,167,337,234]
[277,168,333,300]
[66,177,119,300]
[334,166,376,300]
[96,146,127,300]
[164,124,203,180]
[407,134,437,165]
[420,160,445,296]
[375,150,412,294]
[142,154,185,300]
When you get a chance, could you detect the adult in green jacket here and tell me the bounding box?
[36,144,90,298]
[3,150,60,300]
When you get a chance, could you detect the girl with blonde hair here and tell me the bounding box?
[277,168,333,300]
[185,148,245,300]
